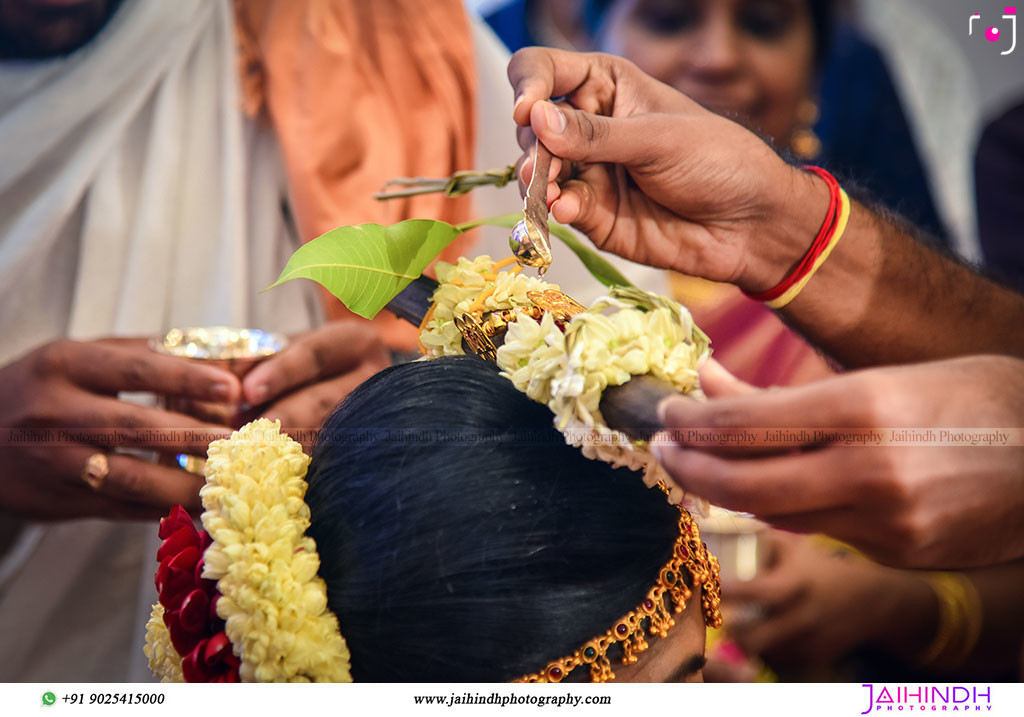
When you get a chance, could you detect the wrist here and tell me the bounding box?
[737,164,831,294]
[874,572,940,658]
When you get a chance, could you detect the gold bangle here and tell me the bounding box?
[919,572,983,668]
[949,574,983,666]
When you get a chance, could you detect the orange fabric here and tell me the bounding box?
[234,0,478,349]
[669,274,836,388]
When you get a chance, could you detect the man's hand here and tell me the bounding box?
[509,47,825,293]
[654,356,1024,569]
[510,48,1024,368]
[0,339,239,520]
[241,321,390,447]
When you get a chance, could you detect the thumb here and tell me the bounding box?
[529,100,658,166]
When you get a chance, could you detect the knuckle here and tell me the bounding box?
[508,47,530,72]
[34,340,71,376]
[864,450,915,504]
[888,514,917,547]
[700,405,748,431]
[316,393,341,421]
[113,409,144,432]
[602,51,635,73]
[110,464,146,501]
[850,376,891,425]
[370,347,390,369]
[873,477,912,506]
[309,342,330,374]
[178,369,205,397]
[597,53,640,97]
[121,355,149,389]
[887,511,933,563]
[590,51,626,76]
[341,319,374,340]
[576,111,600,144]
[21,393,60,428]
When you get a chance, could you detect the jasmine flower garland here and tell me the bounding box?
[495,287,711,506]
[201,419,351,682]
[144,420,353,683]
[144,603,184,682]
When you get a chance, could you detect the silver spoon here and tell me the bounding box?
[509,140,554,274]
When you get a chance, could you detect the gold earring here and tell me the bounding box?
[791,98,822,160]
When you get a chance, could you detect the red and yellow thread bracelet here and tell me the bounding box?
[767,186,850,309]
[744,166,850,309]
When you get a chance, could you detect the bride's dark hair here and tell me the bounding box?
[304,356,681,682]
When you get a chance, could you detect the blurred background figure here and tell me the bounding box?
[976,100,1024,290]
[477,0,587,50]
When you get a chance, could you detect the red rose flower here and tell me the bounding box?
[155,505,240,682]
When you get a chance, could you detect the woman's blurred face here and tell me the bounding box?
[598,0,815,146]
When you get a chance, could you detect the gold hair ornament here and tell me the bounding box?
[420,256,711,505]
[515,501,723,683]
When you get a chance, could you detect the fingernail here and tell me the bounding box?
[650,430,673,463]
[519,158,531,184]
[513,93,524,114]
[651,444,665,463]
[250,383,268,403]
[211,382,231,400]
[546,182,560,205]
[542,101,567,134]
[657,397,674,426]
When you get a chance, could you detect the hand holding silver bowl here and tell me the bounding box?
[149,326,288,472]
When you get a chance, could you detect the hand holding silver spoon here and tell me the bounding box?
[509,140,554,274]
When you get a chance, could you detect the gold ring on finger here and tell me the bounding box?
[81,452,109,491]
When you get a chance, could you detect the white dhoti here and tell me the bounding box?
[0,0,318,681]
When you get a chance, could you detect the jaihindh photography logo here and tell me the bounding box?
[860,684,993,713]
[970,7,1018,55]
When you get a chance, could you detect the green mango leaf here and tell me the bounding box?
[548,222,637,289]
[459,213,636,289]
[268,213,635,320]
[265,219,463,319]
